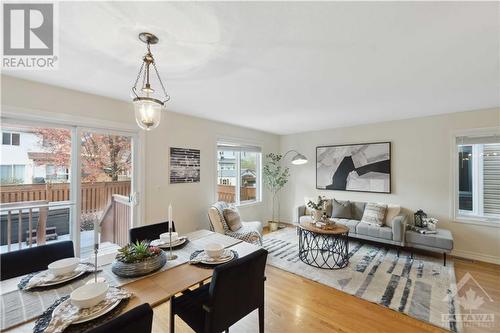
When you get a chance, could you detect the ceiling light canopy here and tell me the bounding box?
[131,32,170,131]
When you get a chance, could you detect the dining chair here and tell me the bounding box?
[86,303,153,333]
[170,248,268,333]
[129,221,176,243]
[0,240,75,281]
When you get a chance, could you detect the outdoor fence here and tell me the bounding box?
[217,185,256,203]
[0,181,131,215]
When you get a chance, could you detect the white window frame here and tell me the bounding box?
[452,128,500,227]
[215,140,262,207]
[2,132,20,146]
[1,106,145,255]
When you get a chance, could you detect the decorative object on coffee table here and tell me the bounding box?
[306,196,327,222]
[316,142,391,193]
[111,240,166,278]
[298,222,349,269]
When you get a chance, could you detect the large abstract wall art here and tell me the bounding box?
[316,142,391,193]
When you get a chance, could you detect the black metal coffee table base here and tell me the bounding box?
[298,226,349,269]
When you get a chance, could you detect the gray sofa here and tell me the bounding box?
[297,201,407,247]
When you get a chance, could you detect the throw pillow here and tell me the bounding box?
[331,199,352,219]
[361,203,387,226]
[223,208,242,231]
[384,204,401,227]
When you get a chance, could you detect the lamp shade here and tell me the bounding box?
[133,98,163,131]
[291,153,308,165]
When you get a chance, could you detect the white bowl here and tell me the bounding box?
[204,243,224,259]
[71,282,109,309]
[48,257,80,276]
[160,232,178,243]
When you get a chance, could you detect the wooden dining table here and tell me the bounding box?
[1,230,260,333]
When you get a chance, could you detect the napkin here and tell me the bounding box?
[189,249,232,263]
[22,263,96,290]
[43,287,132,333]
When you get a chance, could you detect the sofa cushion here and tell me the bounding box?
[351,201,366,220]
[384,204,401,227]
[331,199,352,219]
[223,208,242,231]
[356,223,393,240]
[331,218,359,234]
[405,229,453,251]
[360,203,387,226]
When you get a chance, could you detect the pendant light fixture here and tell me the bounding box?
[131,32,170,131]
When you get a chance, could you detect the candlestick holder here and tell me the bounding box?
[94,243,99,283]
[166,225,178,260]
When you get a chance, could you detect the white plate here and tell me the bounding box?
[152,237,187,248]
[37,270,86,287]
[52,298,121,324]
[200,250,235,265]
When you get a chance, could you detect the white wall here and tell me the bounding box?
[1,75,279,234]
[280,108,500,264]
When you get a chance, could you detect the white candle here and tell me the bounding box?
[168,203,173,231]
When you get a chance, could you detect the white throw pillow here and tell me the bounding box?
[384,204,401,227]
[361,203,387,227]
[304,197,315,215]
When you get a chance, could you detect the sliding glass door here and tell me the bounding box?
[0,118,139,257]
[0,121,74,253]
[79,129,134,258]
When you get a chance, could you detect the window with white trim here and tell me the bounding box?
[2,132,20,146]
[456,133,500,222]
[217,142,261,205]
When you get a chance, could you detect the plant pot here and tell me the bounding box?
[111,251,166,278]
[312,210,324,222]
[268,221,279,232]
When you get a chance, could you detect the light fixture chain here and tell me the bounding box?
[152,61,171,102]
[132,61,145,95]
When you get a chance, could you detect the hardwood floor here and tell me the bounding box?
[152,231,500,333]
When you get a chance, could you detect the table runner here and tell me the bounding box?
[0,231,241,331]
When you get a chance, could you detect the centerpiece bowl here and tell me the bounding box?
[111,241,166,278]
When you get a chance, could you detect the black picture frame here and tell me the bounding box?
[316,141,391,193]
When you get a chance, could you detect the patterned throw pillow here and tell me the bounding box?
[361,203,387,226]
[331,199,352,219]
[223,208,242,231]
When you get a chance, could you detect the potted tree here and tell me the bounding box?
[263,153,290,231]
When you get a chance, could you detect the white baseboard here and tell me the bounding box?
[452,249,500,265]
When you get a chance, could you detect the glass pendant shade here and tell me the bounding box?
[133,98,163,131]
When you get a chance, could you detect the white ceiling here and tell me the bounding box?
[5,1,500,135]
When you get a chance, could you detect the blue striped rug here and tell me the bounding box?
[263,228,461,332]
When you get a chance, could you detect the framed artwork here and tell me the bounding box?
[169,147,200,184]
[316,142,391,193]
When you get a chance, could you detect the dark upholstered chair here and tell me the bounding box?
[170,248,268,333]
[129,221,176,244]
[0,240,75,281]
[86,303,153,333]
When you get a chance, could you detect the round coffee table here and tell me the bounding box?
[298,222,349,269]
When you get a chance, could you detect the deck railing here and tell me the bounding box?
[0,181,131,215]
[99,194,132,247]
[0,200,56,251]
[217,185,256,202]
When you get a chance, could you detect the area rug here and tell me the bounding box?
[263,228,461,332]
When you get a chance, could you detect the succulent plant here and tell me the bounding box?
[116,240,162,263]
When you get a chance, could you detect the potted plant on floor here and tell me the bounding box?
[263,153,290,231]
[112,240,166,277]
